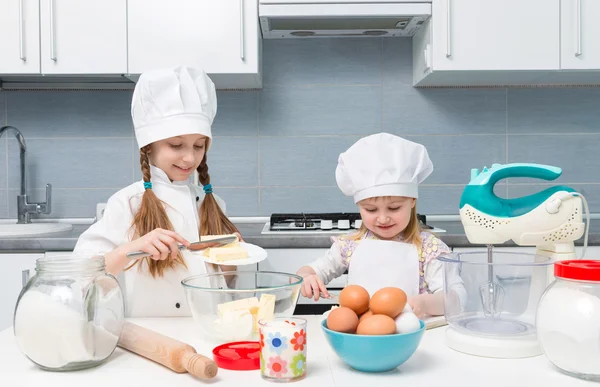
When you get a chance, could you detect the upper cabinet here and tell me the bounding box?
[560,0,600,70]
[0,0,127,75]
[127,0,262,89]
[0,0,41,74]
[39,0,127,74]
[412,0,600,87]
[431,0,560,71]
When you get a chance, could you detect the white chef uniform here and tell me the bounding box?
[74,66,226,317]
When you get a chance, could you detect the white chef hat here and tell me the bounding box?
[131,65,217,149]
[336,133,433,203]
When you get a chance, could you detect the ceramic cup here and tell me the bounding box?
[258,317,307,382]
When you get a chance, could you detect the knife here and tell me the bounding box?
[126,235,238,259]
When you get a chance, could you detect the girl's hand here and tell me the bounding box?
[407,294,429,319]
[301,274,329,301]
[233,232,244,242]
[127,228,189,261]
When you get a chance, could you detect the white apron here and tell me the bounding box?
[346,239,420,298]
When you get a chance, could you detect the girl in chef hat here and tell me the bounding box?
[297,133,458,319]
[74,66,240,317]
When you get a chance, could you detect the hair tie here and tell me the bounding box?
[203,183,213,194]
[143,181,152,190]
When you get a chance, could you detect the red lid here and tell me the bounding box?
[212,341,261,371]
[554,260,600,282]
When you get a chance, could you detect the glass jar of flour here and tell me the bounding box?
[536,260,600,381]
[13,252,125,371]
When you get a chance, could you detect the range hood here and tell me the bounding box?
[259,0,431,39]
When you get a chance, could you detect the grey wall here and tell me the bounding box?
[1,38,599,219]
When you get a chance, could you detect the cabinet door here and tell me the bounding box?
[432,0,560,71]
[561,0,600,69]
[128,0,259,75]
[0,0,40,74]
[0,254,41,331]
[39,0,127,74]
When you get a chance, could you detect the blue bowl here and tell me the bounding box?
[320,319,426,372]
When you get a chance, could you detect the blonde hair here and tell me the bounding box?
[346,201,422,247]
[127,148,239,278]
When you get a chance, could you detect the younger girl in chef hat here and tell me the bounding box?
[75,65,239,281]
[297,133,451,318]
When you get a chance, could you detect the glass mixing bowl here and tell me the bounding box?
[182,271,302,344]
[438,251,554,339]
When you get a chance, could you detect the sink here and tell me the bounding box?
[0,223,73,237]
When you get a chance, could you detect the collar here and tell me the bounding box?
[365,229,405,242]
[149,165,190,186]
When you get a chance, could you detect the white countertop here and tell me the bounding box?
[0,316,594,387]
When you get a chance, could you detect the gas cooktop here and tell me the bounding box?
[261,212,443,235]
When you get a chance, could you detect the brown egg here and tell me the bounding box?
[339,285,370,315]
[356,314,397,335]
[369,287,407,319]
[358,309,373,324]
[327,306,359,333]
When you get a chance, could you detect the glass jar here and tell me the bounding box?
[13,252,125,371]
[536,260,600,381]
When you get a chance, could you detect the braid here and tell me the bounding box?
[197,154,239,236]
[127,147,187,278]
[140,147,151,182]
[197,155,210,186]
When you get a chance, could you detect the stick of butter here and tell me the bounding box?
[203,244,248,262]
[217,297,259,318]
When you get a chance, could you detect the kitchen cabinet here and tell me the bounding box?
[127,0,262,89]
[39,0,127,74]
[432,0,559,71]
[0,254,42,331]
[0,0,41,74]
[413,0,562,86]
[0,0,127,75]
[560,0,600,70]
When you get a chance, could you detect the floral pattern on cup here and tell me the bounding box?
[267,356,288,378]
[290,330,306,351]
[267,332,289,354]
[259,317,307,381]
[290,353,306,376]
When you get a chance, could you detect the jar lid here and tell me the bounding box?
[212,341,261,371]
[554,260,600,281]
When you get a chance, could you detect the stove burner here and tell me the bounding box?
[269,213,432,232]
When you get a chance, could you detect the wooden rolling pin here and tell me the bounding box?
[118,321,218,380]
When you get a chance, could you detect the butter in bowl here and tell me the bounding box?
[182,271,303,344]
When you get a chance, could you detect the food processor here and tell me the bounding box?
[439,163,590,359]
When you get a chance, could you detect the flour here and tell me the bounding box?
[537,286,600,375]
[14,290,119,369]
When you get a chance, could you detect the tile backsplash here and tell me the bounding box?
[1,38,599,219]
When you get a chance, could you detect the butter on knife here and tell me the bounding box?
[126,235,238,259]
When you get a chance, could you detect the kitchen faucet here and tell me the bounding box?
[0,126,52,223]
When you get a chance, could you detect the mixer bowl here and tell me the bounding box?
[437,251,553,339]
[182,271,302,344]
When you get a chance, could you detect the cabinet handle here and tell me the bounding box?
[446,0,451,58]
[21,269,30,288]
[19,0,26,61]
[240,0,245,61]
[575,0,582,57]
[49,0,57,61]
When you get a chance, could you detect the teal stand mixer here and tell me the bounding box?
[440,163,590,358]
